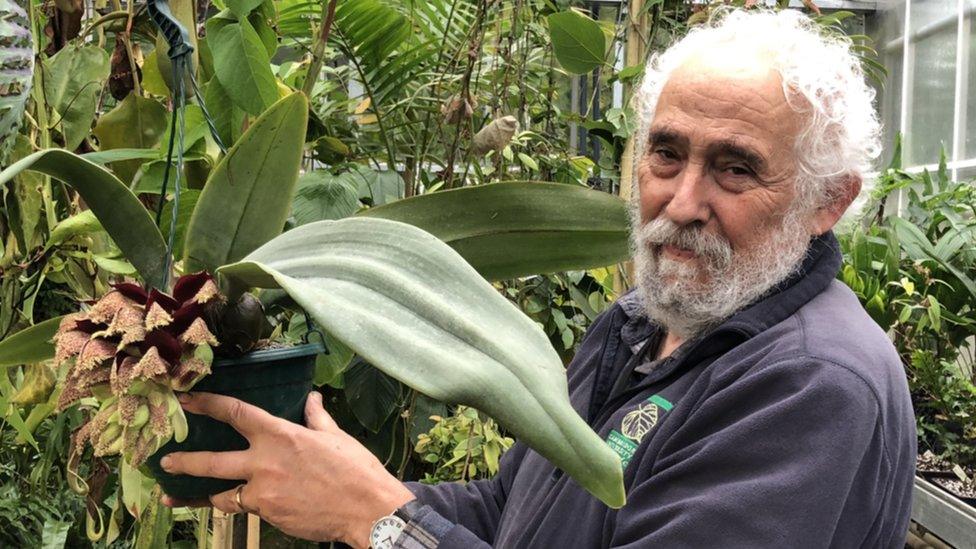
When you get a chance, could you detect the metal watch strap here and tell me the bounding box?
[393,498,426,524]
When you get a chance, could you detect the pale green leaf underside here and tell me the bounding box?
[218,217,625,507]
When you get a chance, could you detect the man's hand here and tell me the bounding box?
[159,391,416,548]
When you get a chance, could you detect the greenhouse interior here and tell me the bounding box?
[0,0,974,547]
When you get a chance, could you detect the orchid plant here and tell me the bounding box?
[55,273,222,473]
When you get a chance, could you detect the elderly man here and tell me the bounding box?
[161,9,916,548]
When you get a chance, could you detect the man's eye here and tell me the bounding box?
[725,165,753,177]
[653,148,678,161]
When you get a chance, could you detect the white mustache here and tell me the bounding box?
[637,217,733,270]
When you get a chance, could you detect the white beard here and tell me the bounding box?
[631,210,812,339]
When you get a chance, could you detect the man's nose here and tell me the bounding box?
[663,164,710,226]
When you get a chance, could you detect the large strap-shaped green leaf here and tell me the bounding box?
[0,150,168,288]
[0,316,62,368]
[218,217,625,507]
[361,182,631,281]
[183,92,308,273]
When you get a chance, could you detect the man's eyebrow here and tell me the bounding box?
[709,140,767,171]
[646,127,686,147]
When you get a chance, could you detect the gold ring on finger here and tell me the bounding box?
[234,483,249,513]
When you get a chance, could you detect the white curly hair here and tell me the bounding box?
[632,8,882,216]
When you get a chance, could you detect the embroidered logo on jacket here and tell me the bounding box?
[607,394,673,468]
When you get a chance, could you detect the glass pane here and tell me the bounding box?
[867,2,906,168]
[957,165,976,183]
[907,8,957,166]
[879,50,904,168]
[912,0,958,28]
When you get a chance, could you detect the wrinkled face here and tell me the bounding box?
[633,59,816,337]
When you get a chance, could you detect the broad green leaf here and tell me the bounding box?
[361,182,630,281]
[46,210,102,248]
[204,76,246,147]
[0,150,168,288]
[43,44,110,149]
[134,487,173,549]
[517,152,538,171]
[82,148,160,164]
[140,50,170,97]
[155,0,198,97]
[227,0,263,18]
[292,170,361,225]
[184,92,308,273]
[547,10,606,75]
[210,19,279,115]
[40,520,71,549]
[0,372,39,447]
[6,136,43,250]
[249,10,278,56]
[350,167,403,206]
[160,189,201,261]
[92,94,168,183]
[606,106,637,139]
[344,358,401,433]
[927,295,942,332]
[0,316,61,368]
[218,217,626,507]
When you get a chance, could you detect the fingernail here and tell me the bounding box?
[161,456,173,471]
[176,393,191,403]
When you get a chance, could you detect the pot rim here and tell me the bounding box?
[213,341,326,368]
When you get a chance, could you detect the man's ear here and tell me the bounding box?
[809,174,862,235]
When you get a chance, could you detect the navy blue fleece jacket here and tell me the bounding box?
[402,232,916,548]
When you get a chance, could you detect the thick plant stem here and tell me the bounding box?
[301,0,337,98]
[27,0,56,231]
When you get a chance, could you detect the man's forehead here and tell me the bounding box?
[650,61,804,156]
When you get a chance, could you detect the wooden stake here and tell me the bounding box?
[247,514,261,549]
[211,509,233,549]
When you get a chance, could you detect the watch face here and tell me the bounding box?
[370,516,406,549]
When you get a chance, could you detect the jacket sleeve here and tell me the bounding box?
[609,358,887,548]
[396,442,528,548]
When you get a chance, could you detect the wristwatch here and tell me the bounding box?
[369,499,425,549]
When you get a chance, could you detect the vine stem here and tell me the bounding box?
[122,0,143,97]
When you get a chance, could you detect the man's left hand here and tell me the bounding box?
[160,391,416,547]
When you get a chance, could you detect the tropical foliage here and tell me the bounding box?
[839,142,976,469]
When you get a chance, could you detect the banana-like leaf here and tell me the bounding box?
[361,182,631,281]
[218,217,626,507]
[183,92,308,273]
[0,316,62,368]
[0,150,168,288]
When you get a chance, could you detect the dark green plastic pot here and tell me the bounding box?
[146,342,325,499]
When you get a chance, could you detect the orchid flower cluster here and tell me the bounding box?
[54,272,223,469]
